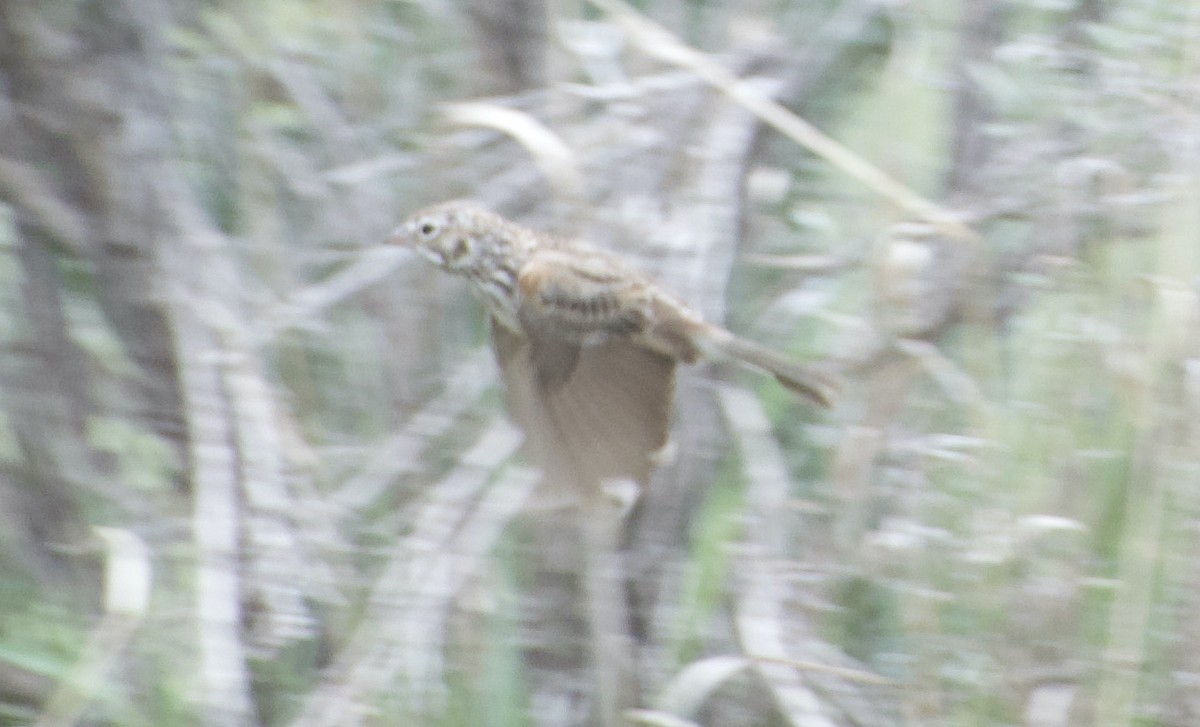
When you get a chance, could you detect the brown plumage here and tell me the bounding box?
[389,200,837,493]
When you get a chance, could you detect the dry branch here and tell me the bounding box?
[172,298,258,727]
[588,0,980,243]
[290,421,528,727]
[333,348,497,511]
[719,386,900,727]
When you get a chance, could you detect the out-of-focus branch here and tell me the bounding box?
[255,246,409,341]
[171,295,258,727]
[588,0,980,244]
[442,101,586,204]
[719,386,901,727]
[0,158,88,253]
[34,527,150,727]
[289,421,530,727]
[332,349,496,512]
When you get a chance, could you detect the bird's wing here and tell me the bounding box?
[515,248,648,341]
[491,318,675,494]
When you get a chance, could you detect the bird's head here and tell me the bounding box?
[388,200,503,274]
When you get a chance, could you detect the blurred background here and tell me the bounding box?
[1,0,1198,725]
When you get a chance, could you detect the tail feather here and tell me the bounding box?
[700,328,840,407]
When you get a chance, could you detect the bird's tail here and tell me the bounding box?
[700,328,840,408]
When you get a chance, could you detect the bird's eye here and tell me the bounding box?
[419,221,438,238]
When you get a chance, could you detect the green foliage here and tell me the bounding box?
[249,638,324,725]
[87,417,181,492]
[440,538,530,727]
[0,599,86,724]
[829,575,902,669]
[672,452,745,665]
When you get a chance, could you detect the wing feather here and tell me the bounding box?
[516,250,647,340]
[491,319,674,495]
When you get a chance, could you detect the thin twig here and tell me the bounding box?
[289,421,526,727]
[332,348,497,511]
[256,246,410,341]
[588,0,980,243]
[442,101,586,203]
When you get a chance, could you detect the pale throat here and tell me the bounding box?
[462,238,525,333]
[474,281,521,332]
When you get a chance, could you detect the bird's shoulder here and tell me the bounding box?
[519,238,644,283]
[522,238,704,318]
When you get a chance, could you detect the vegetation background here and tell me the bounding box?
[0,0,1198,725]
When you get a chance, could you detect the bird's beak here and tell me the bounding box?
[387,222,447,267]
[386,223,412,248]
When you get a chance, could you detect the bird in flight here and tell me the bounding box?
[389,200,837,495]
